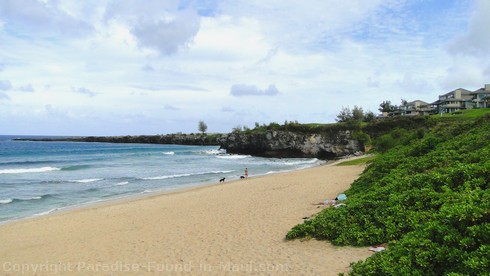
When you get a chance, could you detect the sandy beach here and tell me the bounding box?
[0,160,372,275]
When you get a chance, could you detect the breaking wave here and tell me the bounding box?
[0,167,61,174]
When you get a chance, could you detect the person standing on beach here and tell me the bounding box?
[244,167,248,178]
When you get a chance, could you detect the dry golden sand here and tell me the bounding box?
[0,160,373,275]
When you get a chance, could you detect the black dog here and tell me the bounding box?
[240,176,245,179]
[219,177,226,182]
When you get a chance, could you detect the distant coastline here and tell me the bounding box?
[13,133,221,146]
[14,129,364,160]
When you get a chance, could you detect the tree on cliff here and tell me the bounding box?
[336,106,376,123]
[198,121,208,134]
[352,105,364,121]
[336,106,353,122]
[378,100,397,113]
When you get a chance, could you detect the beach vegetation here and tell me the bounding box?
[286,113,490,275]
[336,156,375,166]
[351,130,371,149]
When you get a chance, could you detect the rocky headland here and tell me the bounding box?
[218,130,362,159]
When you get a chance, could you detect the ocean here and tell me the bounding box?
[0,135,323,223]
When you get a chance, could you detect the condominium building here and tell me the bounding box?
[472,84,490,108]
[398,100,432,116]
[432,88,473,114]
[381,84,490,117]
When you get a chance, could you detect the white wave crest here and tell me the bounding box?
[114,181,129,186]
[69,178,102,183]
[0,196,45,204]
[0,167,61,174]
[216,154,251,160]
[0,199,13,204]
[210,170,234,174]
[19,196,43,201]
[196,149,226,155]
[162,151,175,155]
[143,174,191,180]
[143,170,234,181]
[282,158,321,166]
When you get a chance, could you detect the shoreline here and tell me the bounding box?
[0,156,342,226]
[0,155,372,275]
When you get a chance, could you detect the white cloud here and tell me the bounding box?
[72,87,98,97]
[132,10,200,55]
[141,64,155,72]
[103,0,201,55]
[396,73,434,95]
[191,16,267,62]
[164,104,180,111]
[0,0,93,37]
[0,0,485,135]
[448,0,490,57]
[0,80,12,91]
[230,84,280,97]
[219,0,405,52]
[443,0,490,90]
[17,84,35,92]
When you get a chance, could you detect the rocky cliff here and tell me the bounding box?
[218,130,362,159]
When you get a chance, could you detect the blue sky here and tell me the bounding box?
[0,0,489,135]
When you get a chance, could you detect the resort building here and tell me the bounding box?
[432,88,474,114]
[398,100,432,116]
[381,84,490,117]
[472,84,490,108]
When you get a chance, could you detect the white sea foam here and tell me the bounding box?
[0,166,61,174]
[211,170,234,174]
[0,199,13,204]
[143,170,234,181]
[162,151,175,155]
[114,181,129,186]
[196,149,226,155]
[282,158,321,166]
[19,196,43,201]
[33,208,58,217]
[69,178,102,183]
[143,174,191,180]
[253,158,322,167]
[0,196,45,204]
[215,154,251,159]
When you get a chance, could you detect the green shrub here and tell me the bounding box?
[286,115,490,275]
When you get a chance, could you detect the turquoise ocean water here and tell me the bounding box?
[0,135,323,223]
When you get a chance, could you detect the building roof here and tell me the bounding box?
[472,88,490,94]
[407,100,429,105]
[440,88,472,97]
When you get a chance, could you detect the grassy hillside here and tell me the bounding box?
[286,112,490,275]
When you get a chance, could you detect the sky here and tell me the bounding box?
[0,0,489,136]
